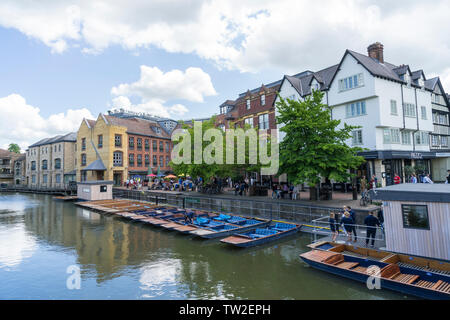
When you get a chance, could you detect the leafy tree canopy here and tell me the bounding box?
[276,90,366,187]
[8,143,20,154]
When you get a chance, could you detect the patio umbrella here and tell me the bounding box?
[165,174,177,179]
[147,173,156,177]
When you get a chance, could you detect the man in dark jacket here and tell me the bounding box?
[344,206,357,242]
[364,212,381,247]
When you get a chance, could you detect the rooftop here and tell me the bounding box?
[370,184,450,202]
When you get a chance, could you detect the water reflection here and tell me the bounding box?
[0,193,406,300]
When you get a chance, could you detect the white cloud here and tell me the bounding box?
[110,65,215,118]
[0,1,449,87]
[0,94,93,150]
[111,66,217,103]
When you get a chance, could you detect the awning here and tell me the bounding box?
[81,159,107,171]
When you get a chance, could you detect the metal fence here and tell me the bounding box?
[112,188,346,224]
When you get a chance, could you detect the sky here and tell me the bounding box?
[0,0,449,151]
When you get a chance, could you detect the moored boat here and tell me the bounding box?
[220,222,302,248]
[300,249,450,300]
[189,216,271,239]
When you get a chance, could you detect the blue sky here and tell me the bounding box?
[0,0,449,150]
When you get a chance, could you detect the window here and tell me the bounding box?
[81,154,86,166]
[166,156,170,167]
[159,141,163,152]
[352,130,363,145]
[246,99,251,110]
[435,94,441,104]
[390,100,398,115]
[129,154,134,167]
[153,155,157,166]
[54,145,57,152]
[100,185,107,193]
[31,161,36,171]
[81,138,86,151]
[115,134,122,147]
[129,137,134,149]
[261,94,265,106]
[145,139,150,151]
[220,105,227,114]
[153,140,157,152]
[137,138,142,150]
[55,174,61,184]
[244,117,254,128]
[137,154,142,167]
[442,136,448,147]
[159,156,163,167]
[59,144,61,152]
[345,100,367,118]
[401,204,429,230]
[421,106,427,120]
[42,160,48,170]
[401,131,411,145]
[113,151,123,166]
[339,73,363,91]
[403,103,416,117]
[145,154,150,166]
[258,114,269,129]
[431,135,439,146]
[54,158,61,170]
[98,135,103,148]
[383,128,400,144]
[32,175,36,184]
[165,142,170,153]
[43,174,48,184]
[414,131,429,145]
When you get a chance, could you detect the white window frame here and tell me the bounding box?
[403,103,416,118]
[390,100,398,115]
[401,131,411,145]
[260,94,265,106]
[345,100,367,118]
[421,106,427,120]
[244,117,254,128]
[246,99,251,110]
[352,130,363,145]
[338,73,364,92]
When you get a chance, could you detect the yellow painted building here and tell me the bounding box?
[76,114,128,185]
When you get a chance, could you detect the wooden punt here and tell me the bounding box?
[189,217,271,239]
[220,222,302,248]
[300,249,450,300]
[308,241,450,277]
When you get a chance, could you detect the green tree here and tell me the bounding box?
[170,116,274,189]
[8,143,20,154]
[276,89,366,200]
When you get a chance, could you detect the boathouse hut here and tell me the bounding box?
[370,184,450,261]
[77,180,113,201]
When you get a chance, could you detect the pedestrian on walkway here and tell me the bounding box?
[292,185,299,200]
[360,176,367,196]
[364,211,380,247]
[393,173,401,184]
[423,174,433,184]
[410,173,417,183]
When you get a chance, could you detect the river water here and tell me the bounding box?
[0,193,407,300]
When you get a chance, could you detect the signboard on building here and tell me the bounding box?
[410,152,423,159]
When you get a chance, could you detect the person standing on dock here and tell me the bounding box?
[344,206,357,242]
[329,212,338,242]
[340,211,354,243]
[364,211,380,248]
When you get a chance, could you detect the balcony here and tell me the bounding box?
[0,173,13,179]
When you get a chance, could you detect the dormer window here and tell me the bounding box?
[260,94,266,106]
[246,99,251,110]
[220,105,227,114]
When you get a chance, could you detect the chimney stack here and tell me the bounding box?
[368,42,384,63]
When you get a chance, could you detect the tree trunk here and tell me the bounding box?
[309,185,318,200]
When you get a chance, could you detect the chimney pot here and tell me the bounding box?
[368,42,384,63]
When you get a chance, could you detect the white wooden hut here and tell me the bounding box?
[371,184,450,260]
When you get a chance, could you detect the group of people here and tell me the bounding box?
[125,176,195,191]
[329,206,384,247]
[271,184,299,200]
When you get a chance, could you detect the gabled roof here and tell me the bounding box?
[80,159,107,171]
[284,75,304,96]
[103,115,171,139]
[425,77,440,91]
[411,70,425,81]
[28,132,76,148]
[392,64,411,77]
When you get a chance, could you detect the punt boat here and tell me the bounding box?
[308,241,450,277]
[300,249,450,300]
[188,216,271,239]
[220,222,302,248]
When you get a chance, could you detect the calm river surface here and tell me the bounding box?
[0,193,407,300]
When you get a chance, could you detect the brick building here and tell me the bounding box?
[76,112,177,186]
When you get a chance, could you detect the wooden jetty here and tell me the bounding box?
[53,195,79,201]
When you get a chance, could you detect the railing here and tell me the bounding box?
[310,215,385,247]
[112,188,348,224]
